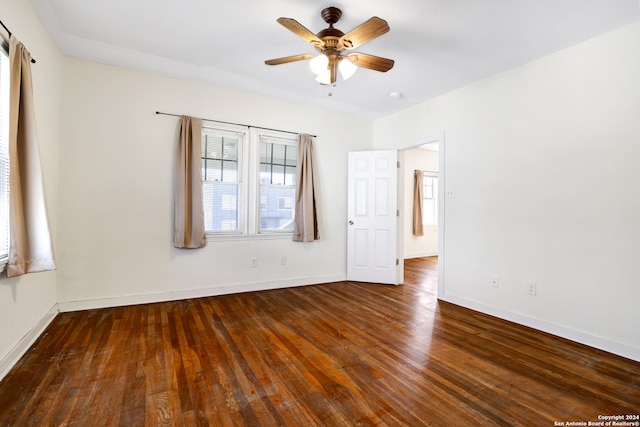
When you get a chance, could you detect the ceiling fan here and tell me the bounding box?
[265,6,394,85]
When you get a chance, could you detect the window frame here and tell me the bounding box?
[201,122,248,236]
[254,129,297,234]
[201,123,297,241]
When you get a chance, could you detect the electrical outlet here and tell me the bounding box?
[527,281,537,296]
[490,275,499,288]
[251,257,257,268]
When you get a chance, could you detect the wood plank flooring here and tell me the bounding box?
[1,256,639,426]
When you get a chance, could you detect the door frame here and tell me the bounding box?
[396,132,445,298]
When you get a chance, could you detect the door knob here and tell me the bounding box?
[348,220,354,225]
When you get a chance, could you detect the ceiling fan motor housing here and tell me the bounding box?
[317,7,345,50]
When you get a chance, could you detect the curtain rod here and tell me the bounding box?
[155,111,316,138]
[0,19,36,63]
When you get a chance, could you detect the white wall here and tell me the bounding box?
[402,148,439,258]
[0,0,61,375]
[374,21,640,361]
[56,58,372,308]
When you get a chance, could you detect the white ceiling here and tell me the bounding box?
[30,0,639,118]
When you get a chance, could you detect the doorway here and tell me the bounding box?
[397,137,444,297]
[346,136,445,295]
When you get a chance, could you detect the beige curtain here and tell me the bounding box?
[293,134,319,242]
[413,170,424,236]
[6,36,56,277]
[173,116,206,248]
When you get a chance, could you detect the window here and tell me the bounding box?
[201,123,297,237]
[422,173,438,226]
[201,127,242,233]
[259,137,296,232]
[0,47,9,264]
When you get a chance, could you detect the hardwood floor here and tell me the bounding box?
[1,256,638,426]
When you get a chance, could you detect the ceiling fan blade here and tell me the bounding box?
[345,52,395,73]
[277,18,324,48]
[339,17,390,50]
[265,53,315,66]
[345,53,394,72]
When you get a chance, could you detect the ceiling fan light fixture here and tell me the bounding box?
[309,54,329,75]
[338,58,357,80]
[314,69,332,85]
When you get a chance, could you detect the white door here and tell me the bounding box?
[347,150,399,284]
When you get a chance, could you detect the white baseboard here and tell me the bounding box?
[0,304,59,381]
[438,294,640,363]
[57,274,346,313]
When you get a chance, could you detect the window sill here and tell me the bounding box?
[205,232,293,243]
